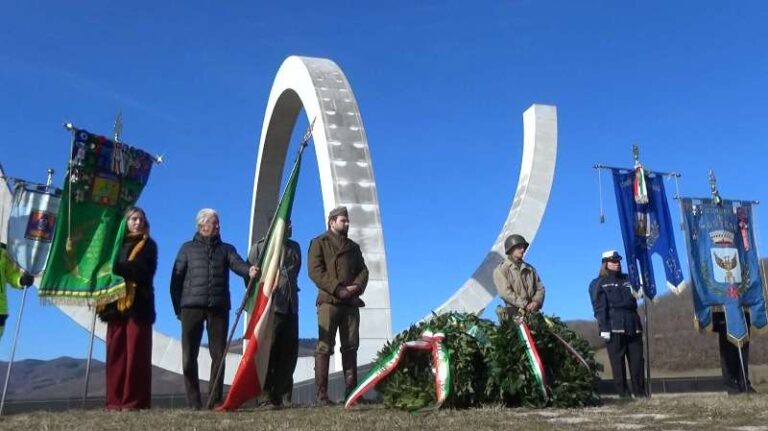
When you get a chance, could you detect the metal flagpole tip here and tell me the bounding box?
[63,122,74,131]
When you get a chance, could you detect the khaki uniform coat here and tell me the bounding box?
[308,230,368,307]
[493,258,545,310]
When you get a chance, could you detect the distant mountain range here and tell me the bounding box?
[0,338,318,400]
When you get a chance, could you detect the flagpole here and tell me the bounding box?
[642,295,652,398]
[207,118,316,410]
[81,308,97,408]
[80,112,124,408]
[0,286,29,416]
[206,276,256,410]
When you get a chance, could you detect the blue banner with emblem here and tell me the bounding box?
[611,169,684,299]
[679,198,767,346]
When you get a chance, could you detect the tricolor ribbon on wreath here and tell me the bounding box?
[344,330,451,410]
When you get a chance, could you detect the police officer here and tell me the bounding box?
[588,250,645,398]
[308,206,368,405]
[493,234,545,320]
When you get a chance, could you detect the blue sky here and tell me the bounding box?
[1,1,767,360]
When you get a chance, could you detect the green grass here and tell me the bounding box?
[2,394,768,431]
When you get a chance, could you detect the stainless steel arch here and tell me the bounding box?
[432,104,558,316]
[249,56,392,378]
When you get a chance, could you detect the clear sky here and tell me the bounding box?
[1,1,767,361]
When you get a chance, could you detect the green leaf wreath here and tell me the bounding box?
[374,311,601,410]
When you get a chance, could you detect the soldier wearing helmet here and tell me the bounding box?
[493,234,545,320]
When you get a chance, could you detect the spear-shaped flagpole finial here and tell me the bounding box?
[113,110,123,143]
[632,144,640,167]
[709,169,722,205]
[301,117,317,146]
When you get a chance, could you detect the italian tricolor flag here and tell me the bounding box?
[216,146,305,411]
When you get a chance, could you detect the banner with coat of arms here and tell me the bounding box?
[7,181,62,276]
[39,128,154,304]
[680,198,767,346]
[611,169,685,299]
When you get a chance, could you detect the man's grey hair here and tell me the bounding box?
[196,208,219,227]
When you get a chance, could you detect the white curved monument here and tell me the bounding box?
[0,56,558,388]
[249,56,393,376]
[0,164,10,244]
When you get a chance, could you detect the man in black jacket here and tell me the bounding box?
[170,208,258,409]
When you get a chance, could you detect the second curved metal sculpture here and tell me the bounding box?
[432,104,558,316]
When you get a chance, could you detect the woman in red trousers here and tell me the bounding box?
[98,206,158,410]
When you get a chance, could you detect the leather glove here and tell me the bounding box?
[335,286,351,300]
[600,331,611,341]
[19,273,34,287]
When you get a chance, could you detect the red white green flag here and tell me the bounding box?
[517,321,548,400]
[216,145,305,411]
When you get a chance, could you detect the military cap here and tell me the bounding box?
[328,206,349,220]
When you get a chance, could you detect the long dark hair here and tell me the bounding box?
[598,261,627,278]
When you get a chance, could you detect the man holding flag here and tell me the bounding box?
[247,219,301,408]
[308,206,369,405]
[216,139,306,412]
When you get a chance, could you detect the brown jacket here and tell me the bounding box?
[493,258,545,310]
[308,230,368,307]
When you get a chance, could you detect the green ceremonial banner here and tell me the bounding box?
[39,128,154,304]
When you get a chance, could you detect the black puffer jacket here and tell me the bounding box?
[170,233,250,315]
[588,271,643,335]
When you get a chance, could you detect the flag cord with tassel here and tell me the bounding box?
[596,165,605,223]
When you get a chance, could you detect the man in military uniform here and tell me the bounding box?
[248,220,301,408]
[493,234,545,320]
[308,206,368,405]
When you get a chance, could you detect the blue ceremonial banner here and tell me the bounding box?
[7,181,62,276]
[680,198,767,345]
[611,169,684,299]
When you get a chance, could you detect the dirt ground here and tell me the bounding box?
[2,393,768,431]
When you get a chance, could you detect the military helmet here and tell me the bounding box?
[504,234,529,253]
